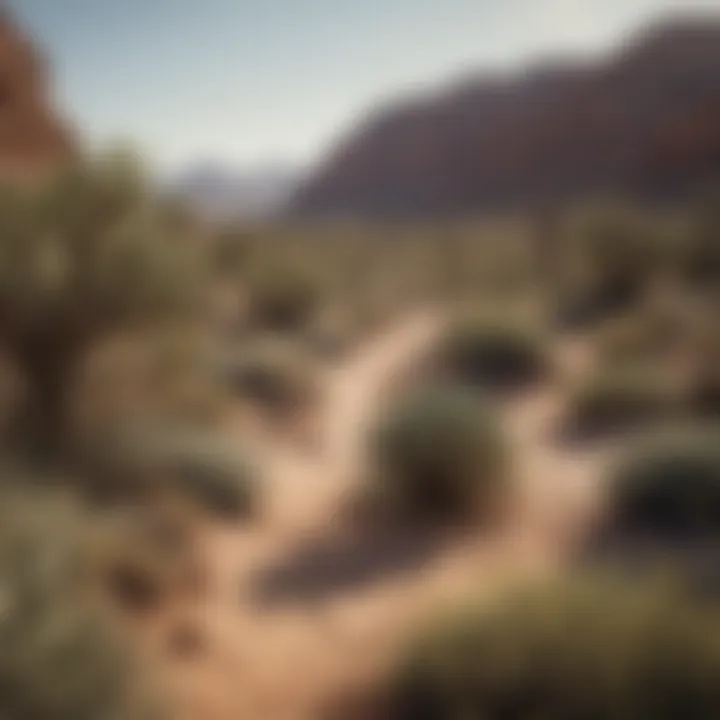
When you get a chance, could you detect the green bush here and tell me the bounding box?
[164,431,257,519]
[369,385,507,521]
[71,327,225,451]
[0,489,160,719]
[221,338,319,417]
[93,501,206,614]
[391,577,720,720]
[245,261,324,332]
[565,362,680,439]
[436,311,548,392]
[211,226,254,276]
[686,321,720,420]
[689,374,720,420]
[606,425,720,543]
[680,195,720,286]
[0,151,206,463]
[81,424,258,519]
[305,307,355,360]
[576,209,660,316]
[594,303,691,364]
[554,208,665,328]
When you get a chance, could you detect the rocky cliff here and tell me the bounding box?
[0,7,76,181]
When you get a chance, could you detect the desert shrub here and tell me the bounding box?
[368,384,507,521]
[594,300,692,364]
[0,151,207,463]
[605,425,720,544]
[686,317,720,420]
[92,501,205,614]
[305,306,355,360]
[70,326,225,452]
[564,361,681,439]
[221,337,319,417]
[689,372,720,420]
[80,424,258,519]
[390,577,720,720]
[579,211,659,310]
[162,431,258,519]
[556,208,662,328]
[679,195,720,286]
[211,226,254,276]
[436,310,549,393]
[0,488,160,719]
[245,261,325,332]
[531,208,565,283]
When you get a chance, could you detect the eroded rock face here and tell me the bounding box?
[0,8,76,180]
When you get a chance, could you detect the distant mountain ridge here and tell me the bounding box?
[169,161,300,222]
[292,16,720,217]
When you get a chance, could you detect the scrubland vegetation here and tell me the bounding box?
[0,148,717,718]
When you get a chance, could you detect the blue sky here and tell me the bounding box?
[9,0,719,172]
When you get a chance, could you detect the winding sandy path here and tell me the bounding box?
[159,312,608,720]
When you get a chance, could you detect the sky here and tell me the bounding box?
[9,0,720,173]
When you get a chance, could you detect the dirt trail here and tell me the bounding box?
[159,313,609,720]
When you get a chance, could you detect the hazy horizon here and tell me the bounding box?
[10,0,720,174]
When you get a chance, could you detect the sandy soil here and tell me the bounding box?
[151,312,610,720]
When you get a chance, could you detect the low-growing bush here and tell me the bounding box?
[689,373,720,420]
[436,311,549,393]
[0,489,161,719]
[368,384,507,522]
[93,501,206,613]
[679,196,720,287]
[71,328,225,454]
[305,307,355,360]
[564,362,681,439]
[576,209,661,317]
[605,424,720,544]
[81,424,258,519]
[686,322,720,420]
[594,302,691,365]
[390,577,720,720]
[221,338,320,418]
[245,261,325,332]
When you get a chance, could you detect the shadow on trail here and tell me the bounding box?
[248,524,453,608]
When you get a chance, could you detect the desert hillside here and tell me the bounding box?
[293,18,720,217]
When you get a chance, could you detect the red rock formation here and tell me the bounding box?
[0,6,76,181]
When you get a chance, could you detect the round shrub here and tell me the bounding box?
[437,312,548,393]
[391,577,720,720]
[565,362,681,439]
[221,338,319,418]
[0,489,160,720]
[245,262,324,332]
[606,425,720,543]
[369,385,507,521]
